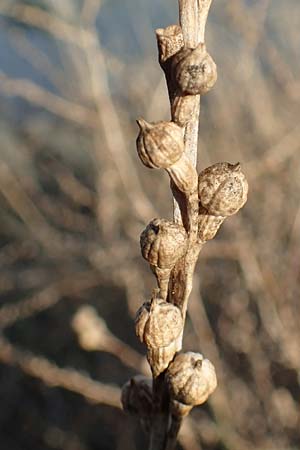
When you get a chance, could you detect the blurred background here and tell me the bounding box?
[0,0,299,449]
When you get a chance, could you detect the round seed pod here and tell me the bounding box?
[136,119,184,169]
[166,352,217,406]
[140,218,187,269]
[172,43,217,95]
[121,375,152,432]
[135,297,183,348]
[198,162,248,216]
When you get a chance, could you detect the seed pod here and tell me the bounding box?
[198,207,225,242]
[150,265,172,300]
[166,154,198,194]
[140,218,187,269]
[198,162,248,216]
[156,24,184,63]
[135,297,183,348]
[147,337,182,378]
[166,352,217,406]
[136,119,184,169]
[172,43,217,95]
[141,219,187,298]
[172,94,196,126]
[121,375,152,432]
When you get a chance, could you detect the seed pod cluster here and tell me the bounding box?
[136,119,198,194]
[198,162,248,241]
[166,352,217,406]
[135,296,183,377]
[126,8,246,440]
[172,43,217,96]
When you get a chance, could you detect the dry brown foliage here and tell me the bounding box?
[0,1,299,449]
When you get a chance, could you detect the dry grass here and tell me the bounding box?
[0,0,299,449]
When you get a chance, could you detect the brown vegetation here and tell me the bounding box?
[0,1,299,449]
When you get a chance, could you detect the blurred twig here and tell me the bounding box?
[0,71,98,128]
[0,270,100,329]
[0,334,121,408]
[0,3,93,45]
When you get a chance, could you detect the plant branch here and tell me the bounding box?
[147,2,214,449]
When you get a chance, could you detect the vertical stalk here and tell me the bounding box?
[169,0,213,322]
[178,0,213,182]
[149,2,213,449]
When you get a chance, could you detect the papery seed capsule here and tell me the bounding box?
[198,208,225,242]
[140,218,187,269]
[121,375,153,432]
[147,337,182,378]
[150,265,172,301]
[172,43,217,95]
[166,154,198,194]
[198,162,248,216]
[136,119,184,169]
[171,94,197,127]
[156,24,184,63]
[135,297,183,348]
[166,352,217,406]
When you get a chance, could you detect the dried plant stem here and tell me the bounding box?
[148,2,213,449]
[168,0,212,337]
[0,335,121,408]
[122,1,246,449]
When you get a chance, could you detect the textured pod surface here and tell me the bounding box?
[198,209,225,241]
[121,375,152,432]
[136,119,184,169]
[172,94,197,126]
[166,352,217,406]
[150,265,172,300]
[172,43,217,95]
[198,162,248,216]
[147,337,181,378]
[156,24,184,63]
[135,297,183,348]
[140,218,187,269]
[166,154,198,194]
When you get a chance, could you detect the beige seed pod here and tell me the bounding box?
[150,265,171,300]
[140,218,187,269]
[121,375,152,432]
[198,207,225,242]
[156,24,184,63]
[136,119,184,169]
[147,337,181,378]
[166,352,217,406]
[172,43,217,95]
[198,162,248,216]
[140,218,187,298]
[135,297,183,348]
[166,154,198,194]
[172,94,197,127]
